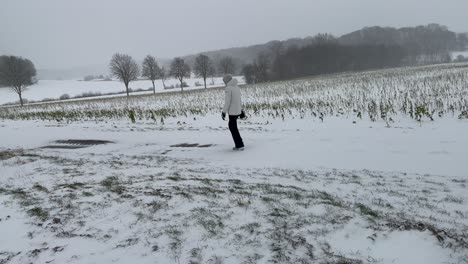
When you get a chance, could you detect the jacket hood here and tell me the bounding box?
[226,78,238,86]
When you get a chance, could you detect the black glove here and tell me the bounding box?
[221,112,226,120]
[239,110,246,119]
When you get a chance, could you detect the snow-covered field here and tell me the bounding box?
[1,63,468,263]
[0,76,238,105]
[451,50,468,59]
[1,63,467,122]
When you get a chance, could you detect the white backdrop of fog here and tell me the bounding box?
[1,0,467,70]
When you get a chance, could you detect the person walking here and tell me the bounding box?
[221,74,245,151]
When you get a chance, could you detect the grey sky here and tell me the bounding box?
[1,0,467,69]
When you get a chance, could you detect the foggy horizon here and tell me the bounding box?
[1,0,468,69]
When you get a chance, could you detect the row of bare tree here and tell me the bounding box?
[0,53,237,106]
[109,53,237,96]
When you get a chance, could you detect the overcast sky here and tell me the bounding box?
[1,0,467,69]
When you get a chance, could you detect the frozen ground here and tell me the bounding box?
[1,115,467,264]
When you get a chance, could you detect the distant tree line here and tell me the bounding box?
[83,74,108,81]
[242,25,464,84]
[270,40,409,81]
[241,35,407,83]
[339,24,460,55]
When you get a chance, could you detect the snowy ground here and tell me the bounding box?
[1,115,467,264]
[0,76,242,105]
[451,50,468,60]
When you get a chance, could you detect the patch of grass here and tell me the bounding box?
[82,191,94,197]
[115,238,139,248]
[269,207,293,218]
[443,195,464,204]
[147,200,166,214]
[227,179,242,185]
[192,208,225,237]
[167,175,184,181]
[8,188,35,206]
[451,179,467,183]
[58,182,85,190]
[177,190,193,200]
[199,217,224,236]
[228,188,252,195]
[7,188,29,202]
[286,190,303,200]
[208,255,224,264]
[100,176,125,194]
[370,197,393,208]
[27,207,49,221]
[260,196,276,203]
[100,177,116,189]
[0,149,25,160]
[318,191,344,207]
[192,186,225,197]
[189,247,203,264]
[199,178,213,186]
[165,225,184,258]
[240,222,261,235]
[322,243,364,264]
[32,183,48,193]
[144,188,172,198]
[231,196,251,207]
[269,222,314,263]
[10,188,27,197]
[356,203,379,218]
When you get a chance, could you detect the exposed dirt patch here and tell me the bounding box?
[170,143,214,148]
[197,144,214,148]
[42,145,88,149]
[54,139,114,145]
[42,139,114,149]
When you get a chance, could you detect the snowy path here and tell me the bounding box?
[1,116,467,263]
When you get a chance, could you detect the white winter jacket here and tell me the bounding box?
[223,78,242,116]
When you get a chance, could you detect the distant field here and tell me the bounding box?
[0,76,238,105]
[451,50,468,59]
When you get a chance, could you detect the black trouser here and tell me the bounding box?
[228,115,244,148]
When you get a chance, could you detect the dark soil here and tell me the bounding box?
[170,143,214,148]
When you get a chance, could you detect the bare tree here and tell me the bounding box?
[0,55,36,106]
[142,55,161,94]
[242,53,271,84]
[268,40,284,57]
[242,64,257,84]
[311,33,337,46]
[109,53,139,97]
[169,57,191,92]
[255,53,271,83]
[194,54,215,89]
[269,41,285,80]
[160,66,167,89]
[218,56,236,75]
